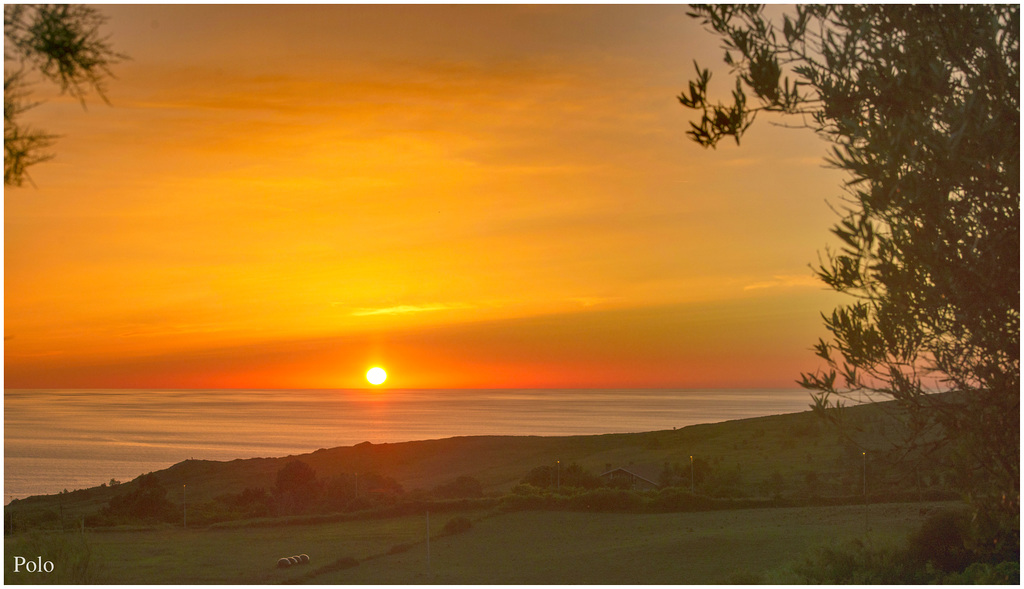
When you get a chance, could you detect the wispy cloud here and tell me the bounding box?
[568,296,617,308]
[743,274,821,291]
[350,303,473,317]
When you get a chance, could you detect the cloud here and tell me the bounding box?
[350,303,473,317]
[568,296,617,308]
[743,274,821,291]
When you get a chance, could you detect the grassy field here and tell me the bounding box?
[6,501,953,584]
[315,503,942,584]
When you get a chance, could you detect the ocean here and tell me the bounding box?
[4,388,815,502]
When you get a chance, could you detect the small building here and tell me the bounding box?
[599,466,661,490]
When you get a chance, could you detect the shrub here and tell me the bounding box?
[520,466,555,488]
[789,539,923,584]
[907,508,971,572]
[943,561,1020,585]
[510,483,542,496]
[433,476,484,499]
[569,488,643,512]
[648,487,712,512]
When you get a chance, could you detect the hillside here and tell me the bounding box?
[5,398,953,529]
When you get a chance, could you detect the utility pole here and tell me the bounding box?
[426,510,431,576]
[183,484,187,529]
[862,452,867,535]
[556,460,560,490]
[690,455,694,494]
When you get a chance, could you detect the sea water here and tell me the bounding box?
[4,388,815,502]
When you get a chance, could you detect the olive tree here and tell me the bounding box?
[4,4,124,186]
[679,4,1018,549]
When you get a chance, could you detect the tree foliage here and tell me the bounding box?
[4,4,125,186]
[679,4,1018,544]
[101,473,176,523]
[274,460,321,512]
[433,475,485,499]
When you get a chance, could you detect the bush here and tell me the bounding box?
[647,487,712,512]
[789,538,924,584]
[433,476,484,499]
[441,515,473,536]
[562,488,642,512]
[783,531,1019,585]
[943,561,1020,584]
[520,466,556,488]
[907,508,971,572]
[510,483,542,496]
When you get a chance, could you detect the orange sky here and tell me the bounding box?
[4,5,847,389]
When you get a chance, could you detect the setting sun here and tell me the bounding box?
[366,367,387,386]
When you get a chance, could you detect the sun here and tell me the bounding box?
[366,367,387,386]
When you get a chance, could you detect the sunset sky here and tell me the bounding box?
[5,5,848,389]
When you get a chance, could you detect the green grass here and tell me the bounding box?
[5,531,94,584]
[41,513,442,584]
[7,516,396,584]
[312,502,940,584]
[6,502,950,584]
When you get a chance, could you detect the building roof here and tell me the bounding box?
[598,466,660,488]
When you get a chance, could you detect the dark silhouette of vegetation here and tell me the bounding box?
[907,508,972,573]
[433,475,484,499]
[213,486,274,520]
[10,406,962,532]
[100,473,176,524]
[780,524,1019,584]
[680,4,1019,555]
[4,4,125,185]
[275,460,322,513]
[520,462,601,490]
[684,457,710,489]
[271,462,406,516]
